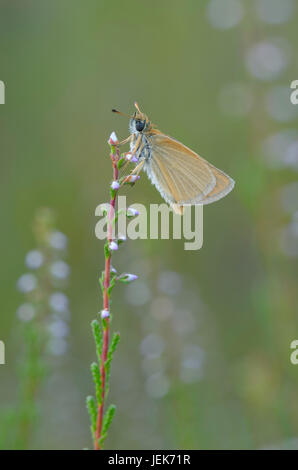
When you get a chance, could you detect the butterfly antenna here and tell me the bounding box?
[134,102,142,113]
[112,109,131,118]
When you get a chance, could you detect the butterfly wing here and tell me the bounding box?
[145,133,234,212]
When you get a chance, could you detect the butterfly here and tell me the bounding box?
[112,102,234,214]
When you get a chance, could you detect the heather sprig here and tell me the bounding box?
[0,208,70,450]
[87,133,139,450]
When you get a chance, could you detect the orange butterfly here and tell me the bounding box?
[113,102,234,214]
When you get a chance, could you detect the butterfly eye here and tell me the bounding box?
[135,120,145,132]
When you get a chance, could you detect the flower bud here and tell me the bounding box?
[118,273,138,283]
[110,265,117,274]
[125,174,140,183]
[111,180,120,190]
[109,241,118,251]
[108,132,118,145]
[101,309,110,319]
[127,207,139,217]
[125,152,138,163]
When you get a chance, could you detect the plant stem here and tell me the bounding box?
[95,147,119,450]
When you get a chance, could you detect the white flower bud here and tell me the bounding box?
[119,273,138,283]
[111,180,120,190]
[101,309,110,319]
[108,131,118,145]
[109,241,118,251]
[126,174,140,183]
[127,207,140,217]
[125,152,138,163]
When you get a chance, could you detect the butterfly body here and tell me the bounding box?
[114,103,235,214]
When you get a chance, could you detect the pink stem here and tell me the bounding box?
[95,148,119,450]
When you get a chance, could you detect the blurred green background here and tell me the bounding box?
[0,0,298,449]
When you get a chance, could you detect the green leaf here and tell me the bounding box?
[107,278,116,297]
[97,404,116,447]
[109,332,120,356]
[117,156,126,169]
[98,271,105,293]
[86,395,97,437]
[101,317,108,331]
[102,404,116,436]
[90,362,102,405]
[91,320,103,361]
[105,333,120,396]
[98,433,107,448]
[104,243,110,260]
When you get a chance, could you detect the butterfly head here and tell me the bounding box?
[129,102,151,135]
[111,102,151,135]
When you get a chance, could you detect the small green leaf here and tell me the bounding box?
[91,320,102,348]
[109,332,120,356]
[101,317,108,331]
[102,404,116,436]
[104,243,110,259]
[105,333,120,396]
[97,404,116,447]
[86,395,97,437]
[98,433,107,448]
[91,319,103,361]
[99,271,105,293]
[117,156,125,169]
[90,362,102,405]
[107,278,116,297]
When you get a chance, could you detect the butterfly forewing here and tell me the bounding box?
[198,162,235,204]
[147,133,233,207]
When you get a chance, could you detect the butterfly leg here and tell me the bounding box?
[129,159,145,176]
[118,135,144,181]
[116,135,132,147]
[120,160,145,187]
[117,133,142,156]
